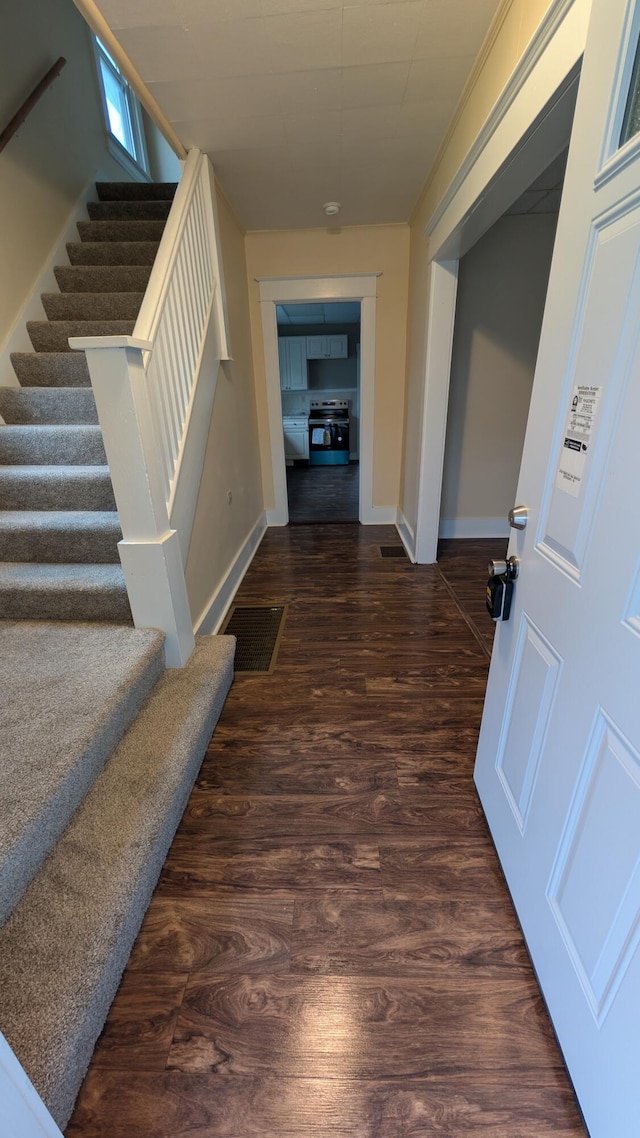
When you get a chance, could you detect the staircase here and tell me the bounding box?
[0,181,177,622]
[0,181,236,1128]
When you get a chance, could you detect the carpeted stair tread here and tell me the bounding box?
[41,293,144,322]
[87,199,172,221]
[27,320,136,353]
[0,633,235,1127]
[67,238,162,265]
[0,621,166,928]
[0,387,97,424]
[0,563,131,622]
[0,467,115,511]
[77,221,166,245]
[10,352,91,387]
[0,511,121,563]
[96,181,177,201]
[54,265,152,292]
[0,425,106,465]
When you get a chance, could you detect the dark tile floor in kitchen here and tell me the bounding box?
[286,461,359,523]
[67,527,585,1138]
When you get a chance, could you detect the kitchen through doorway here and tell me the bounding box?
[278,301,361,523]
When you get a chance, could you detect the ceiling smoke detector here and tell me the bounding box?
[323,201,341,217]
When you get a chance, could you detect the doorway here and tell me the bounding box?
[258,273,379,527]
[438,149,567,544]
[412,50,584,564]
[277,300,361,523]
[431,146,571,704]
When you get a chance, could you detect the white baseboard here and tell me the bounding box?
[439,516,510,539]
[0,175,102,386]
[194,512,267,635]
[396,511,416,562]
[360,505,398,525]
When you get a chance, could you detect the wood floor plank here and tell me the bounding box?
[289,897,530,977]
[166,974,568,1079]
[379,838,507,903]
[178,789,485,839]
[196,753,400,794]
[158,837,382,897]
[126,896,293,974]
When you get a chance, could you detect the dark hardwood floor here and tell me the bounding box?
[66,527,585,1138]
[286,461,359,523]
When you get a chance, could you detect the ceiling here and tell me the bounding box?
[95,0,502,230]
[277,301,361,324]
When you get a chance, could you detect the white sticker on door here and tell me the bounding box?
[556,385,602,497]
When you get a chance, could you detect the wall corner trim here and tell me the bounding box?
[425,0,580,238]
[193,512,267,635]
[396,511,416,561]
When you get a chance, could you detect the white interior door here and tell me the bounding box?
[474,1,640,1135]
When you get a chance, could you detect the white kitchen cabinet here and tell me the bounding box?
[283,417,309,463]
[278,337,308,389]
[305,334,348,359]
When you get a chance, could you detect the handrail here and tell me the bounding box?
[69,150,229,666]
[134,149,202,342]
[0,58,66,155]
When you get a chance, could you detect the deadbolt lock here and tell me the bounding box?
[508,505,529,530]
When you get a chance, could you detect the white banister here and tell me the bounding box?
[70,150,229,667]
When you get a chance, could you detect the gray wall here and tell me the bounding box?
[440,213,558,533]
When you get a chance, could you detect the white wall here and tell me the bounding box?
[439,213,557,535]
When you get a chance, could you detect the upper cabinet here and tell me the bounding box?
[278,336,308,390]
[305,334,348,359]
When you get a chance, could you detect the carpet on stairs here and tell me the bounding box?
[1,179,177,624]
[0,621,165,925]
[0,629,235,1128]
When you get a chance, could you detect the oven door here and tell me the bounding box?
[309,418,349,452]
[308,417,350,465]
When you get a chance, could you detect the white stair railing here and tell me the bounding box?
[70,150,229,667]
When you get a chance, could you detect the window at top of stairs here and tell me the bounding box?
[93,37,150,178]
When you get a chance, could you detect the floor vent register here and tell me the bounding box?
[221,605,287,674]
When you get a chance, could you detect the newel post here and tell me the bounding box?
[69,336,195,667]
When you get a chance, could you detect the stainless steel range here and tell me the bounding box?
[308,399,350,466]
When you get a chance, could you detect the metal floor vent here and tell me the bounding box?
[379,546,408,558]
[222,605,287,674]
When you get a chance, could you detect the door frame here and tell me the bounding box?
[413,0,592,563]
[258,273,381,526]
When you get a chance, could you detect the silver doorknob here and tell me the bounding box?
[508,505,529,530]
[488,556,520,580]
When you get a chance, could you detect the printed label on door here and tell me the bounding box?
[556,385,602,497]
